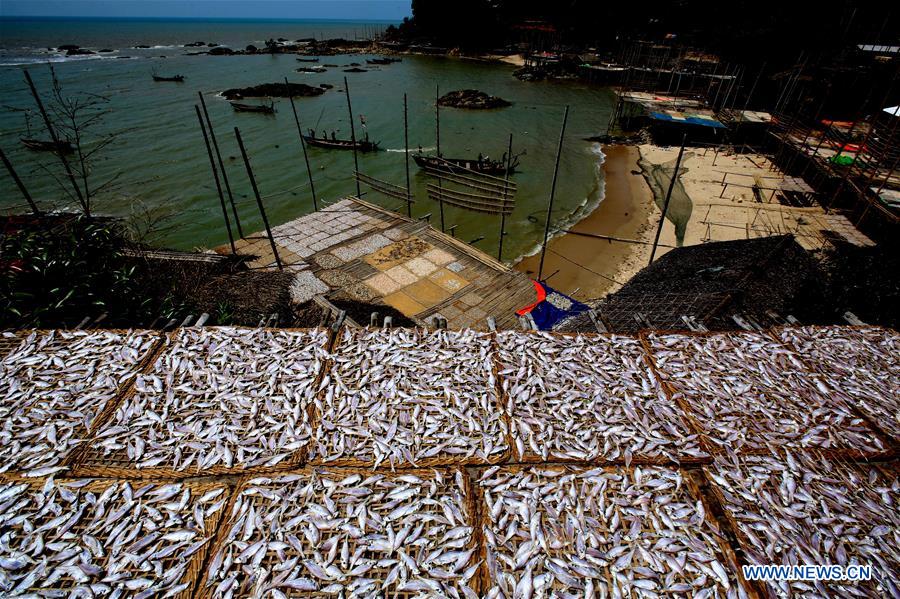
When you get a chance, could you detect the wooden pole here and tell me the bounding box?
[649,133,687,265]
[498,133,513,261]
[0,148,40,214]
[284,77,318,212]
[23,70,86,213]
[435,84,445,231]
[344,76,361,197]
[234,127,283,270]
[403,93,412,217]
[195,106,235,254]
[537,106,569,281]
[198,91,244,237]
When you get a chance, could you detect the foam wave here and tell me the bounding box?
[386,146,436,153]
[510,143,607,264]
[0,53,127,67]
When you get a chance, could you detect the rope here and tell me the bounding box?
[546,247,626,286]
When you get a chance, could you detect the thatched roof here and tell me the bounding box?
[559,235,829,333]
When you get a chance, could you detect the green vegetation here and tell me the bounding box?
[1,216,149,328]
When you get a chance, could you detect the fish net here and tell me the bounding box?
[199,466,481,598]
[494,330,711,465]
[0,477,230,598]
[70,327,329,479]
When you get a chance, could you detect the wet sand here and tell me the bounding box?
[514,145,658,300]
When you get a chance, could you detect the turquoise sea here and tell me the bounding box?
[0,18,614,262]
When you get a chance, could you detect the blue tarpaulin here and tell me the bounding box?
[516,280,588,330]
[650,111,726,128]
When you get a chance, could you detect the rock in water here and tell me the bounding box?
[438,89,512,109]
[221,82,326,100]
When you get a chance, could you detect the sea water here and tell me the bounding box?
[0,17,615,262]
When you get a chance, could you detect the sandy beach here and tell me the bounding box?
[636,144,873,252]
[514,145,660,300]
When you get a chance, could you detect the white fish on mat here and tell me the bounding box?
[496,331,707,463]
[706,451,900,598]
[0,477,226,596]
[777,325,900,442]
[86,327,329,474]
[204,467,479,597]
[479,465,747,598]
[310,327,509,468]
[646,331,887,455]
[0,329,157,474]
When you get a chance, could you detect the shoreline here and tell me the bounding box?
[513,144,658,301]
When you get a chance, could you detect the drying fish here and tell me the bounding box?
[203,468,479,598]
[311,328,508,468]
[83,327,328,475]
[496,331,707,463]
[646,332,886,455]
[777,326,899,443]
[0,329,157,474]
[0,477,227,597]
[706,451,899,598]
[480,465,746,598]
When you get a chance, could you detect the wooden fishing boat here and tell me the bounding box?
[343,67,368,73]
[152,74,185,82]
[366,58,393,65]
[302,133,379,152]
[414,153,519,176]
[230,101,275,114]
[296,66,326,73]
[20,138,75,154]
[295,57,320,62]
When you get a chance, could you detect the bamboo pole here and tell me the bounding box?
[403,93,412,217]
[435,84,445,232]
[23,70,87,213]
[0,148,40,214]
[498,133,513,261]
[234,127,283,270]
[537,106,569,281]
[649,133,687,265]
[284,77,318,212]
[198,91,244,237]
[195,106,235,254]
[344,77,361,197]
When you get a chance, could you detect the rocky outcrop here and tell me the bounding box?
[221,82,326,100]
[437,89,511,109]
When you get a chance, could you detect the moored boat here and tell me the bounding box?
[21,138,75,154]
[295,57,320,62]
[230,101,275,114]
[152,74,185,82]
[413,152,519,176]
[302,131,379,152]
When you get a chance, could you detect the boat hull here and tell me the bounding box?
[302,135,379,152]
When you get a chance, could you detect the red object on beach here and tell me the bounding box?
[516,279,547,316]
